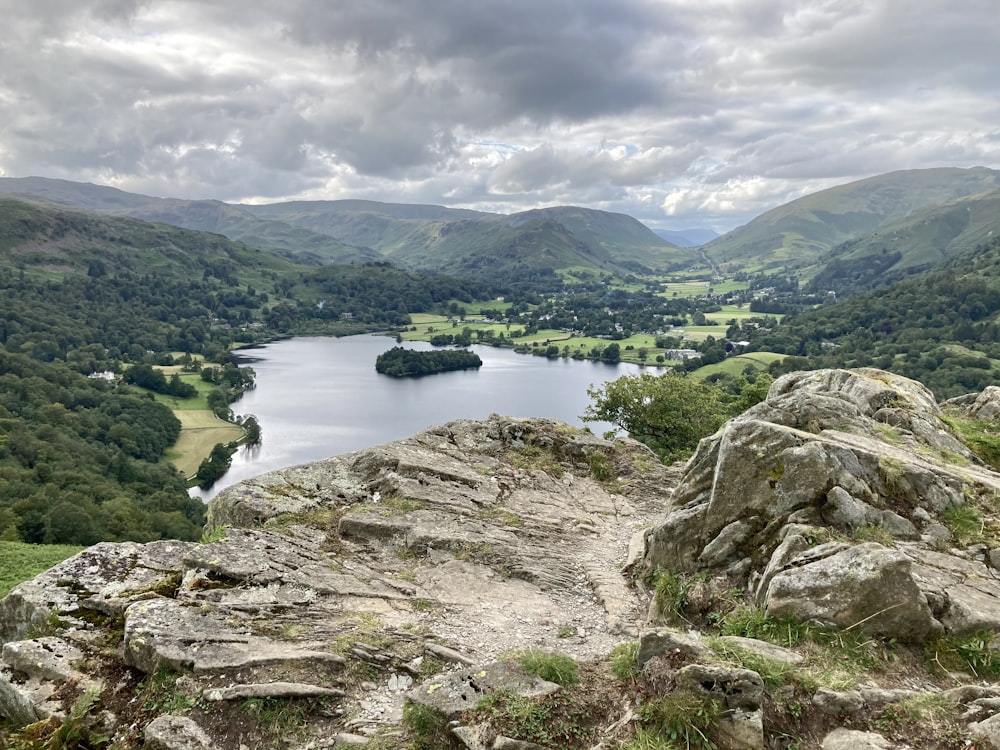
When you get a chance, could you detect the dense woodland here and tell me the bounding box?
[751,237,1000,398]
[0,350,202,544]
[375,346,483,377]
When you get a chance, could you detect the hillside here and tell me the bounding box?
[807,188,1000,294]
[704,166,1000,274]
[0,177,692,282]
[653,227,719,247]
[0,196,301,285]
[752,234,1000,398]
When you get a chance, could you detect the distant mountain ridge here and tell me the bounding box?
[5,168,1000,289]
[653,228,719,247]
[703,166,1000,275]
[0,177,690,282]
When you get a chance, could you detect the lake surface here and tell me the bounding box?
[193,335,646,500]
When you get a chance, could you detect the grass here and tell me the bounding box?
[635,691,721,750]
[650,568,702,622]
[609,642,640,683]
[515,650,580,686]
[0,541,85,597]
[940,505,985,545]
[165,410,243,478]
[402,701,457,750]
[926,631,1000,677]
[692,352,785,378]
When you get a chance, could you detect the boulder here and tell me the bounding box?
[763,543,937,642]
[143,715,218,750]
[642,368,1000,642]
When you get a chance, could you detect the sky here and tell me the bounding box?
[1,0,998,232]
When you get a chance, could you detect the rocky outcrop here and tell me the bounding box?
[5,371,1000,748]
[642,368,1000,642]
[0,416,677,747]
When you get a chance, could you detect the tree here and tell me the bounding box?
[583,372,726,462]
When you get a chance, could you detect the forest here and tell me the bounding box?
[750,237,1000,398]
[375,346,483,377]
[0,349,204,544]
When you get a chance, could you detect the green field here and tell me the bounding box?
[0,542,85,597]
[693,352,786,378]
[165,411,243,479]
[132,367,244,478]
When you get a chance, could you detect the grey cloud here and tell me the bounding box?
[0,0,998,228]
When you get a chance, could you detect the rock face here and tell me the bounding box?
[5,371,1000,748]
[0,416,677,747]
[642,368,1000,641]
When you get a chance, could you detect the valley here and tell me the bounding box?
[3,167,1000,548]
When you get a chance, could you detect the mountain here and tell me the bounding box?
[0,196,303,285]
[653,228,719,247]
[0,177,691,282]
[703,166,1000,274]
[807,188,1000,294]
[242,200,690,277]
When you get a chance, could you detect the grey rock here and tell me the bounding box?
[716,636,804,666]
[332,734,371,747]
[698,520,753,568]
[966,385,1000,422]
[823,486,870,529]
[425,642,476,665]
[636,628,709,668]
[2,637,83,682]
[674,664,764,711]
[143,715,218,750]
[970,712,1000,750]
[715,708,765,750]
[123,597,345,674]
[812,688,864,716]
[408,660,561,720]
[764,543,937,642]
[203,682,346,701]
[822,728,905,749]
[0,671,40,727]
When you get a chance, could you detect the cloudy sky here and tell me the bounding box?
[2,0,998,231]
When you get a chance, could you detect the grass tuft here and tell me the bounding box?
[516,650,580,686]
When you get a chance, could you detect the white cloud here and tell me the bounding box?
[0,0,997,230]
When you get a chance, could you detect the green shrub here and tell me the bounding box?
[474,689,592,747]
[587,451,613,481]
[650,568,701,622]
[940,505,983,545]
[619,727,675,750]
[609,641,640,683]
[402,701,456,750]
[516,650,580,686]
[927,631,1000,677]
[637,691,720,750]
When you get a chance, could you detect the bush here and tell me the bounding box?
[516,650,579,686]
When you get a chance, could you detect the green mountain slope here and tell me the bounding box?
[808,188,1000,294]
[0,197,301,285]
[0,177,691,281]
[246,200,690,278]
[751,234,1000,399]
[705,166,1000,273]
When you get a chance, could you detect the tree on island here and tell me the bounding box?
[375,347,482,377]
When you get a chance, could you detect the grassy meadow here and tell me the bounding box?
[0,542,85,598]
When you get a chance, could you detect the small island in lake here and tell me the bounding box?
[375,346,483,377]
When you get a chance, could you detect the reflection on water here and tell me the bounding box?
[192,334,646,500]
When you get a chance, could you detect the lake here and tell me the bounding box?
[193,334,647,499]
